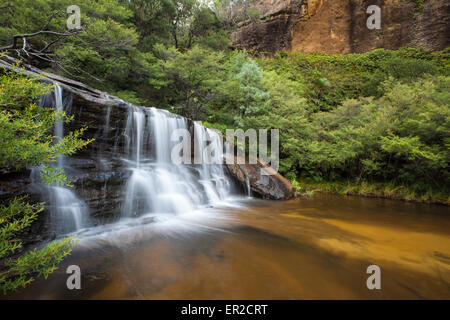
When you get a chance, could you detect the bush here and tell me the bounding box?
[0,67,91,293]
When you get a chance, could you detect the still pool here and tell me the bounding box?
[4,195,450,299]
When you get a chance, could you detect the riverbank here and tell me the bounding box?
[292,179,450,206]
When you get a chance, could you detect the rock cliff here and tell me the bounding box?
[231,0,450,53]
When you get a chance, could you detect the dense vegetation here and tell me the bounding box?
[0,0,449,292]
[0,1,448,198]
[0,0,230,102]
[0,66,91,293]
[246,50,450,203]
[147,47,449,203]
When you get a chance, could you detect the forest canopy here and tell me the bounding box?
[0,0,449,294]
[0,1,449,205]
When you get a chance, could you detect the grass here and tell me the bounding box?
[290,179,450,205]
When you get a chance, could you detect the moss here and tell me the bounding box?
[413,0,425,19]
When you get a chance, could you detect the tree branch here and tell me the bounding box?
[0,3,13,10]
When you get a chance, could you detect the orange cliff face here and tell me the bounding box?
[231,0,450,54]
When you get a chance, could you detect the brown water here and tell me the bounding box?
[5,195,450,299]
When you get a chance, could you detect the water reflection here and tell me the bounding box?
[4,195,450,299]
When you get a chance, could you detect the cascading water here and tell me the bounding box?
[245,173,252,198]
[121,106,233,220]
[37,84,87,234]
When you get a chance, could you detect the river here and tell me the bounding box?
[5,195,449,299]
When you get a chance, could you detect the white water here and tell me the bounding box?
[38,84,87,234]
[246,174,252,198]
[122,106,233,219]
[73,104,246,243]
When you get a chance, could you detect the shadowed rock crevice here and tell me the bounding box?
[0,56,295,241]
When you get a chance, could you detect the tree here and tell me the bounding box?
[0,65,91,293]
[213,0,253,28]
[170,0,197,49]
[187,7,230,51]
[234,59,269,118]
[0,0,232,105]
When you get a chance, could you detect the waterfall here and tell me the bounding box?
[122,106,233,219]
[193,122,231,202]
[246,174,252,198]
[53,85,64,168]
[38,84,87,234]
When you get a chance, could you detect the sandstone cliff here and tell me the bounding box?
[231,0,450,53]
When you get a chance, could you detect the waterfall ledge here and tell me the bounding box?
[0,55,296,240]
[226,157,295,200]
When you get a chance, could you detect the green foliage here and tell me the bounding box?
[114,90,143,105]
[412,0,425,19]
[259,48,446,111]
[0,69,92,168]
[246,7,260,22]
[0,197,42,260]
[232,58,269,122]
[0,0,140,90]
[147,46,449,202]
[40,165,72,187]
[244,74,449,198]
[0,197,75,293]
[0,69,90,294]
[148,48,271,124]
[188,7,230,51]
[0,0,231,105]
[293,180,449,204]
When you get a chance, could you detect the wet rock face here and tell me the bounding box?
[231,0,450,53]
[58,93,132,224]
[0,56,296,241]
[0,56,135,239]
[226,158,295,200]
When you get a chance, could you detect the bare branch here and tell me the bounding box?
[1,30,81,53]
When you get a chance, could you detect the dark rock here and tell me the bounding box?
[231,14,301,52]
[225,157,295,200]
